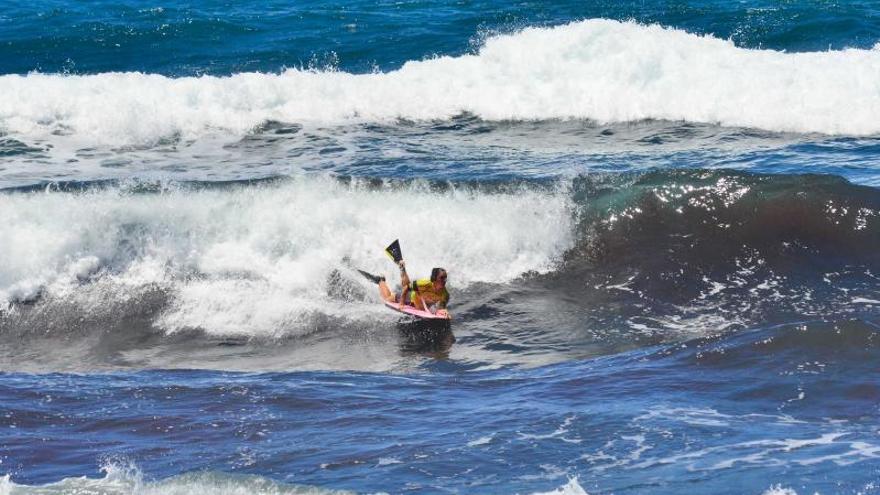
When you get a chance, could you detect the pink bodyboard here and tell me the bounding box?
[384,301,450,320]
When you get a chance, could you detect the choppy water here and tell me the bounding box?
[1,1,879,494]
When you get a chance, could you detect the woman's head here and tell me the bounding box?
[430,267,448,287]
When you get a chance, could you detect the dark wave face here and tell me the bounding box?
[559,171,880,321]
[461,170,880,365]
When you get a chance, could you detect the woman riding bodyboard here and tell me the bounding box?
[358,240,450,318]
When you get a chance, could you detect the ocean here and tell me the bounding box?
[1,1,879,493]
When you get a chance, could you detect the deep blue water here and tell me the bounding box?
[3,321,880,494]
[1,1,879,494]
[4,0,880,76]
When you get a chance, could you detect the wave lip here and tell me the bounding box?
[3,19,880,147]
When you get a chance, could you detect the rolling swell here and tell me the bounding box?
[1,171,878,372]
[4,19,880,153]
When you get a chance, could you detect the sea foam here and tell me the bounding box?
[2,19,880,148]
[531,477,589,495]
[0,462,353,494]
[0,177,573,336]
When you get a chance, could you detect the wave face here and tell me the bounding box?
[0,170,877,373]
[561,170,880,315]
[3,19,880,150]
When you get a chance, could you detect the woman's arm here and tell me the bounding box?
[398,260,411,308]
[435,291,450,317]
[398,260,411,287]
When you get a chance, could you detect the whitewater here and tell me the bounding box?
[3,19,880,150]
[0,177,573,336]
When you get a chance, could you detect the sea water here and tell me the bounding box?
[1,1,879,493]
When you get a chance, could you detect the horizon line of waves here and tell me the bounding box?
[3,19,880,148]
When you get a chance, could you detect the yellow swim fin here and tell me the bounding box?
[384,239,403,263]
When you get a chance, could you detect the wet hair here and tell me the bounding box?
[430,267,447,282]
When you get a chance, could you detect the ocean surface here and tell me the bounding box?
[1,1,880,493]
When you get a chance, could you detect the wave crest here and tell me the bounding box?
[3,19,880,147]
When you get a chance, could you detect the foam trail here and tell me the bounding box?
[0,177,573,336]
[0,462,353,494]
[2,19,880,147]
[762,486,798,495]
[531,478,589,495]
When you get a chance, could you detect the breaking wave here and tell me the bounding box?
[3,19,880,149]
[0,176,574,337]
[0,170,877,371]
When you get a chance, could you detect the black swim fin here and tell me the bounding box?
[357,269,385,285]
[385,239,403,263]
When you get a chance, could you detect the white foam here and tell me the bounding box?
[530,477,589,495]
[467,434,494,447]
[0,462,352,494]
[2,19,880,148]
[0,177,574,336]
[852,297,880,304]
[0,475,11,495]
[518,415,582,444]
[762,486,798,495]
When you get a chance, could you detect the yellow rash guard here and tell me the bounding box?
[408,278,449,308]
